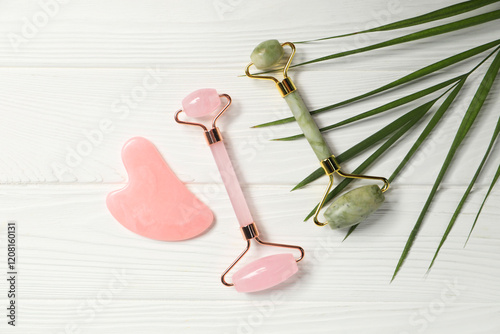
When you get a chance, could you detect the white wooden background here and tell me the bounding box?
[0,0,499,333]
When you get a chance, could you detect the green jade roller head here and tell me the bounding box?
[245,40,390,230]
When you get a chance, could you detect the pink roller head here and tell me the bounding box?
[232,253,298,293]
[182,88,221,118]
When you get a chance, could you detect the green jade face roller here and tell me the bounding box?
[245,40,390,229]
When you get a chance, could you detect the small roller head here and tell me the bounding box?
[182,88,221,118]
[232,253,298,293]
[250,39,284,70]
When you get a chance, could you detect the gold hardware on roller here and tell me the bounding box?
[320,156,341,175]
[245,42,297,97]
[276,77,296,97]
[205,127,223,145]
[313,174,334,227]
[174,93,231,145]
[313,155,390,227]
[240,222,259,240]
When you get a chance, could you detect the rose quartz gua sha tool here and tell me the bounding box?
[175,89,304,293]
[106,136,213,241]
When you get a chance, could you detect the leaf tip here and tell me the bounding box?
[390,267,400,283]
[464,234,472,248]
[425,266,433,277]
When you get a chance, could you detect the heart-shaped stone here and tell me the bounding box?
[106,137,213,241]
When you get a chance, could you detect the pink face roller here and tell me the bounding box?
[175,89,305,292]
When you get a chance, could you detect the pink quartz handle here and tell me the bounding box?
[210,141,254,227]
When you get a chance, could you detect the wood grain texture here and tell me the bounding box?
[0,0,499,333]
[0,68,498,185]
[0,185,498,302]
[0,300,499,334]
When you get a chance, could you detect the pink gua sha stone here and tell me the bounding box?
[106,137,213,241]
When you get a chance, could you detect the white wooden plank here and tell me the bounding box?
[0,300,498,334]
[0,0,498,70]
[0,0,499,332]
[0,185,498,302]
[0,68,498,184]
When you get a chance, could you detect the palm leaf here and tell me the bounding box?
[345,80,465,239]
[391,49,500,281]
[274,75,463,141]
[295,11,500,67]
[254,40,500,128]
[296,0,500,43]
[304,103,432,221]
[292,167,324,191]
[335,99,438,161]
[428,107,500,271]
[347,48,499,240]
[465,163,500,245]
[389,80,466,183]
[292,99,438,191]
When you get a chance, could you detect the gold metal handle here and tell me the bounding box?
[245,42,297,97]
[313,156,390,227]
[221,222,305,287]
[174,94,232,145]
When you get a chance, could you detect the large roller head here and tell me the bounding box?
[232,253,298,293]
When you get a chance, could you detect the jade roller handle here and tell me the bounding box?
[246,40,389,230]
[284,91,332,161]
[248,40,332,161]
